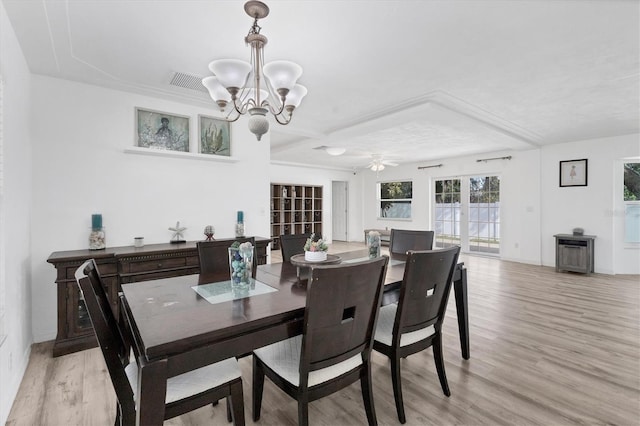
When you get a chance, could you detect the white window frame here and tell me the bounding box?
[377,180,413,220]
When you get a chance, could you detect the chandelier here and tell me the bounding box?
[202,1,307,141]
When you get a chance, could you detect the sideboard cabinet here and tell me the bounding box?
[47,237,270,357]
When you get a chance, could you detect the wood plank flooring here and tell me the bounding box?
[7,243,640,425]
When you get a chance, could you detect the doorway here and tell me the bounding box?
[433,176,501,255]
[332,181,348,241]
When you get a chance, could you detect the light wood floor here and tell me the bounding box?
[7,242,640,425]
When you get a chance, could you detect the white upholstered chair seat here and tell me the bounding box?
[374,303,435,347]
[253,335,362,387]
[125,357,241,404]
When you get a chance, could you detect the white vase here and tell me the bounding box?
[305,251,327,262]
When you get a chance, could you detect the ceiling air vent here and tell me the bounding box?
[169,72,208,93]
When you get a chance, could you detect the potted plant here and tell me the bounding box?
[304,233,328,261]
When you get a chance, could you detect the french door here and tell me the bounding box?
[434,176,501,255]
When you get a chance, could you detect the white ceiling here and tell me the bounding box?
[3,0,639,170]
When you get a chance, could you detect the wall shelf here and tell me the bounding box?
[124,147,239,163]
[271,183,323,250]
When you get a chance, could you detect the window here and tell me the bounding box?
[434,179,461,248]
[624,163,640,243]
[378,181,412,219]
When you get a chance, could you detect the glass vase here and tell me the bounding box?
[89,227,106,250]
[367,232,381,259]
[228,247,253,287]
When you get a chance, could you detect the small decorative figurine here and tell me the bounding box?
[204,225,215,241]
[169,221,187,244]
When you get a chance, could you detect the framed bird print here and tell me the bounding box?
[199,115,231,156]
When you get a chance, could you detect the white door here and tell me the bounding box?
[332,181,348,241]
[434,176,501,255]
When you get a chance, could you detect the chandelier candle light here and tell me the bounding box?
[202,1,307,141]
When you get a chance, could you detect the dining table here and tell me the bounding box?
[119,248,469,425]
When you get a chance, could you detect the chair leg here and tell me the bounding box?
[297,399,309,426]
[252,356,265,422]
[113,403,121,426]
[229,380,245,426]
[390,355,406,424]
[360,362,378,426]
[226,397,232,422]
[433,333,451,397]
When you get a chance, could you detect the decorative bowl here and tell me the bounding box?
[304,251,327,262]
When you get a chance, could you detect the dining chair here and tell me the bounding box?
[252,256,389,426]
[373,246,460,424]
[74,259,245,426]
[279,233,314,262]
[197,237,257,279]
[389,229,435,261]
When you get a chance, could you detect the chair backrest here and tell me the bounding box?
[197,237,257,278]
[74,259,135,407]
[389,229,435,260]
[279,233,313,262]
[299,256,389,385]
[394,247,460,342]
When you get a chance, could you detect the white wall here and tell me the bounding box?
[30,75,271,343]
[0,2,33,423]
[540,134,640,274]
[361,149,543,265]
[360,135,640,274]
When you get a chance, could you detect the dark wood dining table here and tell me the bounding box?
[119,249,469,425]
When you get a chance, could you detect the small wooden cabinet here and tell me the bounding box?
[47,237,270,356]
[554,234,596,274]
[270,183,323,251]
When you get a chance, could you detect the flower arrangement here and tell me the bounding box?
[303,233,328,252]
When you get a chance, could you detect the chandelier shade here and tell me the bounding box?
[208,60,252,90]
[202,1,307,141]
[263,61,303,93]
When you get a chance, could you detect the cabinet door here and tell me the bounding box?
[67,283,93,338]
[559,245,588,272]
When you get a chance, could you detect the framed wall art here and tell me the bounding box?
[136,108,190,152]
[199,115,231,156]
[559,158,588,187]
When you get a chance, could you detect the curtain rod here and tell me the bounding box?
[476,156,512,163]
[417,164,443,170]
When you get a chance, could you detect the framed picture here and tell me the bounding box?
[559,159,588,187]
[199,115,231,156]
[136,108,190,152]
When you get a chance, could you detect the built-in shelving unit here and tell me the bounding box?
[271,184,323,251]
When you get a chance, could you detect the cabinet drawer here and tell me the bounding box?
[62,261,117,280]
[121,256,188,273]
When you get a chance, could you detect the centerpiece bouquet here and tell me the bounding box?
[303,233,328,261]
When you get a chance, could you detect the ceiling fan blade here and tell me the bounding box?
[382,160,399,166]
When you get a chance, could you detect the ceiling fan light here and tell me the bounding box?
[208,59,252,90]
[371,163,385,172]
[325,147,346,156]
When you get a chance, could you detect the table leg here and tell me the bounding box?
[136,358,168,425]
[453,266,470,359]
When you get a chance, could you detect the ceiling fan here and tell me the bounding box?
[366,154,399,172]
